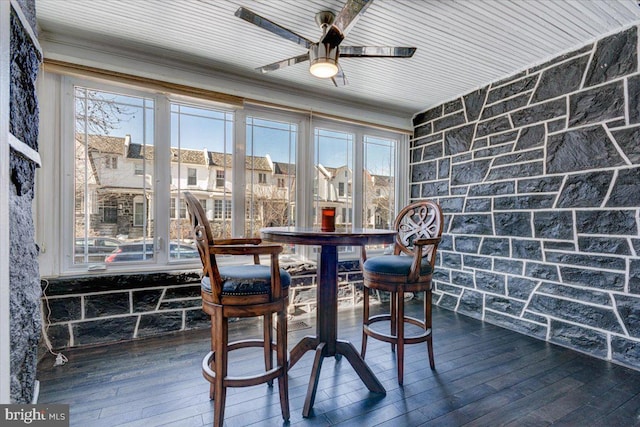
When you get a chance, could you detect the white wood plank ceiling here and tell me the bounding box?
[36,0,640,122]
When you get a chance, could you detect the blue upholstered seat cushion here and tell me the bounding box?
[363,255,433,276]
[201,265,291,296]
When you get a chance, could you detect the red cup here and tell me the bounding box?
[321,207,336,232]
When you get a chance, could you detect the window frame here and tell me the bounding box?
[44,75,407,275]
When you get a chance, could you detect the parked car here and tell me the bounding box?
[74,237,122,262]
[104,242,199,263]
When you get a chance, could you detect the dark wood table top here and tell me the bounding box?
[260,226,397,246]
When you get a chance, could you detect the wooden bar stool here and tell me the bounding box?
[360,200,443,385]
[184,192,290,427]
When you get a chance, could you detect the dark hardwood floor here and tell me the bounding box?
[37,300,640,426]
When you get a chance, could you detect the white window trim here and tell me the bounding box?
[37,73,406,276]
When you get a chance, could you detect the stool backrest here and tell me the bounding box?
[393,200,444,269]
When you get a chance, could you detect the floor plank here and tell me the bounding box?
[37,301,640,426]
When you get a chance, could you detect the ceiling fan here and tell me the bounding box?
[235,0,417,87]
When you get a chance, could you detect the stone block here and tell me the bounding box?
[411,146,423,163]
[450,186,467,195]
[512,239,543,261]
[165,285,200,299]
[444,123,474,155]
[475,270,506,294]
[481,93,531,120]
[560,266,625,291]
[493,149,543,166]
[532,54,590,103]
[494,195,556,210]
[444,98,463,114]
[522,311,548,324]
[44,297,81,322]
[548,126,625,174]
[85,293,130,318]
[451,159,491,185]
[494,211,532,237]
[73,317,137,346]
[476,115,512,138]
[472,137,489,149]
[433,267,450,282]
[549,320,608,358]
[611,126,640,163]
[485,295,524,316]
[533,211,574,240]
[450,270,474,288]
[577,236,631,255]
[454,236,481,253]
[544,241,576,251]
[413,132,442,146]
[411,161,437,182]
[452,153,472,163]
[491,130,520,146]
[458,290,483,319]
[611,336,640,368]
[514,124,545,150]
[137,312,183,338]
[538,282,612,305]
[525,262,559,281]
[434,112,466,132]
[556,170,614,208]
[464,88,488,122]
[463,255,492,270]
[185,308,209,329]
[547,118,566,133]
[576,210,637,235]
[435,282,462,295]
[629,74,640,124]
[439,196,465,213]
[413,105,442,126]
[494,258,523,275]
[614,295,640,338]
[480,237,510,256]
[630,259,640,294]
[606,118,626,128]
[438,158,450,179]
[494,70,528,87]
[421,180,449,197]
[437,293,460,310]
[439,234,453,251]
[485,311,547,340]
[464,198,491,213]
[474,144,514,160]
[410,184,420,198]
[442,252,462,269]
[569,80,625,126]
[584,26,637,87]
[414,122,432,139]
[423,140,443,160]
[511,98,566,128]
[45,324,71,350]
[517,176,563,193]
[449,214,494,235]
[487,75,538,104]
[530,295,623,333]
[529,44,593,73]
[607,167,640,207]
[132,289,163,312]
[507,276,538,300]
[159,299,201,309]
[547,251,626,271]
[468,181,515,197]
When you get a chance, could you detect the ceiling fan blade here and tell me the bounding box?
[339,46,417,58]
[331,65,348,87]
[256,53,310,73]
[321,0,373,46]
[235,7,312,49]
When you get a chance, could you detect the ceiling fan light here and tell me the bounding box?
[309,43,339,78]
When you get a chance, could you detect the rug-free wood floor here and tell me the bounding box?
[37,301,640,426]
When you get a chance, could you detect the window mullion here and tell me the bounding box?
[154,95,171,263]
[232,109,246,237]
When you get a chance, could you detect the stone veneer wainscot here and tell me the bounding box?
[411,25,640,369]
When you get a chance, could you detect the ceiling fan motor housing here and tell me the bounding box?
[309,43,339,78]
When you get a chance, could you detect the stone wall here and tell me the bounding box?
[42,261,364,349]
[411,25,640,369]
[9,0,41,403]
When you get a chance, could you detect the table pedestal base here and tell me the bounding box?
[290,336,386,418]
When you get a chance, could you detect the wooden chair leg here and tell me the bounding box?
[276,310,290,421]
[213,311,228,427]
[361,287,369,358]
[396,288,405,385]
[425,289,435,369]
[390,291,397,353]
[263,313,274,387]
[209,314,216,400]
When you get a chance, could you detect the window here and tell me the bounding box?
[50,77,403,275]
[187,168,197,185]
[216,170,225,187]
